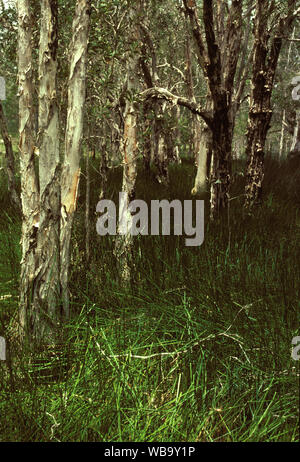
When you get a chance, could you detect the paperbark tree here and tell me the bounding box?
[114,0,142,286]
[27,0,61,345]
[139,21,170,184]
[18,0,40,344]
[184,12,211,195]
[142,0,244,219]
[244,0,299,208]
[182,0,243,218]
[60,0,90,315]
[18,0,90,346]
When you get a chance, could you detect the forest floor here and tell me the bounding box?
[0,155,299,442]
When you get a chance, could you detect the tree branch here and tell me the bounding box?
[140,86,213,127]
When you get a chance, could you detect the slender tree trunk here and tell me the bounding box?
[153,101,169,184]
[99,121,108,200]
[170,105,181,165]
[28,0,61,346]
[142,99,152,172]
[114,4,141,286]
[192,122,212,194]
[18,0,40,343]
[279,28,294,159]
[0,101,21,211]
[209,104,233,219]
[244,2,276,207]
[85,141,91,264]
[184,21,209,193]
[60,0,90,316]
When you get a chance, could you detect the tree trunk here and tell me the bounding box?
[192,121,212,194]
[114,4,141,287]
[142,99,152,172]
[279,28,294,159]
[0,101,21,211]
[153,101,169,184]
[60,0,90,316]
[184,0,242,218]
[209,103,232,219]
[28,0,61,346]
[18,0,40,343]
[184,19,209,194]
[245,0,297,208]
[170,105,181,165]
[99,121,108,200]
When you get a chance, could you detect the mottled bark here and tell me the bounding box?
[114,4,141,286]
[29,0,61,346]
[18,0,40,343]
[60,0,90,315]
[17,0,90,346]
[244,0,297,208]
[184,22,209,193]
[184,0,242,219]
[192,123,212,194]
[0,101,21,211]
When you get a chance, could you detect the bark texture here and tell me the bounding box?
[244,0,298,208]
[18,0,40,343]
[60,0,90,315]
[183,0,243,219]
[114,2,142,286]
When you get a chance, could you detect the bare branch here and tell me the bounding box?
[140,86,213,126]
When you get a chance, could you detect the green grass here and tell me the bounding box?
[0,155,299,442]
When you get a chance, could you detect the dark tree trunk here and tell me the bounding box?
[244,0,298,208]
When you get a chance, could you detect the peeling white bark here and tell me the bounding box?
[18,0,40,342]
[60,0,90,315]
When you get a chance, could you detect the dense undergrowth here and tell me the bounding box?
[0,154,299,442]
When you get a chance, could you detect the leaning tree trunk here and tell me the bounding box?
[18,0,40,344]
[0,101,21,211]
[60,0,90,316]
